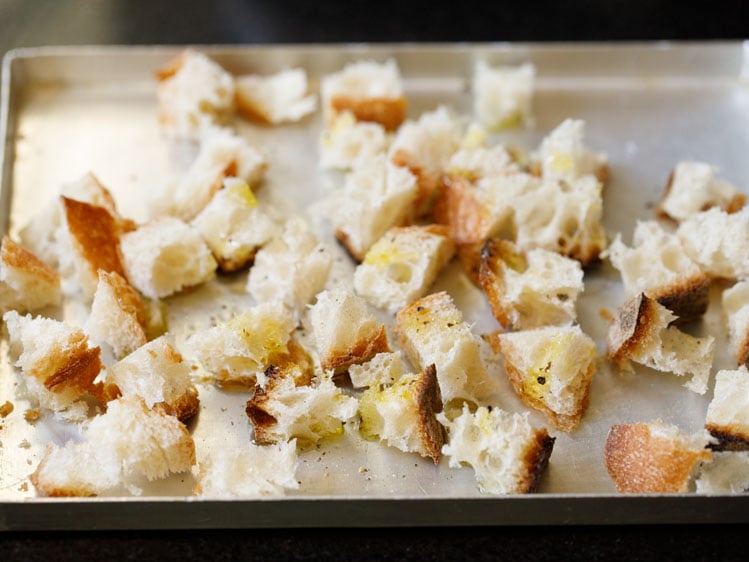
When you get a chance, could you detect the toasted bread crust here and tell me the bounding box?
[155,386,200,424]
[43,345,102,394]
[415,363,444,464]
[334,228,366,263]
[1,236,60,286]
[604,423,711,493]
[321,324,391,374]
[516,429,556,493]
[705,422,749,452]
[390,148,445,217]
[235,92,273,126]
[432,176,494,246]
[101,270,148,328]
[30,448,98,497]
[154,52,187,82]
[650,274,710,324]
[330,95,407,132]
[606,293,661,365]
[479,239,527,330]
[456,242,484,286]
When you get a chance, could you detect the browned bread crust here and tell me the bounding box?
[414,363,444,464]
[1,235,60,287]
[517,428,556,493]
[604,423,711,493]
[606,293,661,365]
[705,422,749,452]
[154,52,187,82]
[101,270,148,329]
[390,148,445,218]
[649,274,710,324]
[478,238,527,329]
[320,324,390,374]
[330,95,407,132]
[432,176,494,246]
[456,242,484,286]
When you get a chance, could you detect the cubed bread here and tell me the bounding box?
[479,239,584,330]
[194,440,299,497]
[722,281,749,366]
[59,196,128,299]
[359,363,444,463]
[31,396,196,497]
[156,50,235,141]
[321,59,407,132]
[4,310,103,421]
[695,451,749,493]
[677,207,749,280]
[235,68,317,125]
[120,216,217,299]
[246,219,333,315]
[607,293,715,395]
[151,128,268,221]
[310,289,390,374]
[389,106,463,215]
[511,175,606,266]
[319,110,390,170]
[473,61,535,129]
[607,221,710,322]
[348,351,410,389]
[0,236,61,313]
[533,118,609,184]
[85,270,147,359]
[395,291,494,404]
[657,161,746,222]
[104,336,200,423]
[446,142,519,182]
[353,225,456,314]
[332,155,418,262]
[704,367,749,451]
[246,369,358,449]
[492,325,596,432]
[604,421,712,493]
[191,178,280,272]
[438,403,555,494]
[187,302,296,388]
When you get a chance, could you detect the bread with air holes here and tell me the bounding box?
[235,68,317,125]
[319,110,390,171]
[533,118,609,184]
[348,351,410,389]
[0,236,61,313]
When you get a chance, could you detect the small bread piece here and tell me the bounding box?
[4,310,102,421]
[120,216,217,300]
[156,50,235,141]
[473,61,535,129]
[235,68,317,125]
[31,396,196,497]
[479,239,584,330]
[310,289,390,374]
[493,325,596,432]
[332,155,418,262]
[188,302,296,388]
[438,403,555,494]
[446,142,519,183]
[704,367,749,451]
[389,106,463,215]
[657,161,746,222]
[247,219,333,315]
[105,336,200,423]
[348,351,410,389]
[59,196,128,299]
[723,281,749,366]
[0,236,61,313]
[359,363,444,463]
[395,292,494,404]
[533,119,609,184]
[604,421,712,493]
[85,270,147,359]
[152,128,268,221]
[696,451,749,493]
[195,440,299,498]
[607,221,710,322]
[319,110,390,170]
[607,293,715,395]
[353,225,456,314]
[321,59,406,132]
[246,369,358,448]
[677,207,749,280]
[191,178,280,272]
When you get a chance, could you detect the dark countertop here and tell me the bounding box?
[1,0,747,559]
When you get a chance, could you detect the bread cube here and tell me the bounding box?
[359,363,444,463]
[607,293,715,394]
[534,119,609,184]
[120,217,217,299]
[156,50,235,141]
[479,239,584,330]
[0,236,61,313]
[438,403,555,494]
[723,281,749,367]
[705,367,749,451]
[310,289,390,374]
[332,155,418,261]
[348,351,409,389]
[321,59,406,132]
[607,221,710,322]
[604,421,712,493]
[696,451,749,494]
[191,178,280,272]
[395,291,493,404]
[235,68,317,124]
[473,61,535,129]
[319,111,390,170]
[446,142,519,182]
[658,161,745,222]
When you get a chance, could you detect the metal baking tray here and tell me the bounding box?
[1,42,749,530]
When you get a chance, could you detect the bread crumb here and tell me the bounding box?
[0,401,13,418]
[359,466,369,473]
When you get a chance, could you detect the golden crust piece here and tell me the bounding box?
[456,242,484,286]
[1,236,60,288]
[414,364,444,464]
[517,428,556,493]
[390,148,445,218]
[649,275,710,325]
[606,293,661,365]
[432,176,495,246]
[705,423,749,452]
[321,324,390,374]
[604,423,711,493]
[155,385,200,424]
[478,239,526,329]
[330,95,407,132]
